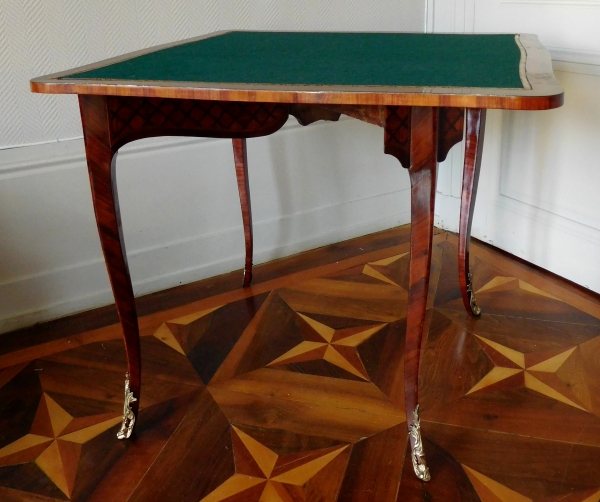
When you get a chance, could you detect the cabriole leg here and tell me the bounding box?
[458,108,487,317]
[405,107,437,482]
[232,138,253,287]
[385,105,436,481]
[79,95,141,439]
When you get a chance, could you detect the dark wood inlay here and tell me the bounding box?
[384,106,412,169]
[437,107,465,162]
[106,96,289,149]
[1,228,600,500]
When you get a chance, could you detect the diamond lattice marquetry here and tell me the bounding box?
[107,97,288,145]
[437,107,465,162]
[384,106,412,168]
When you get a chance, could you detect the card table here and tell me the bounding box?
[31,30,563,481]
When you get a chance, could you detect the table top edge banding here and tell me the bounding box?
[30,31,564,111]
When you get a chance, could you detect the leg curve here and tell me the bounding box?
[404,110,437,482]
[386,106,437,481]
[232,138,253,287]
[79,95,141,439]
[458,108,487,317]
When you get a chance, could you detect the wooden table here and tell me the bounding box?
[31,30,563,482]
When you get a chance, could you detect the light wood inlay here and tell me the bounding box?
[2,227,599,500]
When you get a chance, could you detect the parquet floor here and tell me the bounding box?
[2,227,600,501]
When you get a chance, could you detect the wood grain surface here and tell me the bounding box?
[458,108,487,317]
[75,95,475,448]
[1,227,600,501]
[77,95,292,425]
[232,138,253,288]
[78,94,141,419]
[401,107,438,451]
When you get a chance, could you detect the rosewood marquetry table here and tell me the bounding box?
[31,30,563,482]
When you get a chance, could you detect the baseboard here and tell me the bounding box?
[550,47,600,76]
[0,190,410,334]
[434,191,600,293]
[1,113,418,333]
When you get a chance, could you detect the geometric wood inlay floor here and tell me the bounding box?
[1,227,600,501]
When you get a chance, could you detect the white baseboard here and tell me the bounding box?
[0,193,410,334]
[435,190,600,293]
[0,117,412,334]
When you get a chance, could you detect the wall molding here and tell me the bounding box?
[434,190,600,292]
[0,189,410,334]
[548,47,600,76]
[493,191,600,245]
[0,115,411,334]
[425,0,435,32]
[499,183,600,235]
[549,47,600,66]
[502,0,600,6]
[553,60,600,76]
[0,116,311,180]
[429,0,600,296]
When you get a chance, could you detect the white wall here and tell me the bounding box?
[0,1,424,333]
[430,0,600,292]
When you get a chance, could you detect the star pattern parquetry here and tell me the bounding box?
[0,393,121,498]
[362,252,409,287]
[200,426,349,502]
[462,464,533,502]
[467,335,590,412]
[152,305,223,355]
[4,233,600,500]
[476,276,561,300]
[462,464,600,502]
[267,313,386,380]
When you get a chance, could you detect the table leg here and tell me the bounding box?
[79,95,140,439]
[385,105,436,481]
[405,107,437,482]
[458,108,487,317]
[232,138,253,287]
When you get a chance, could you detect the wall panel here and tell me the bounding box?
[0,1,425,333]
[0,0,424,149]
[430,0,600,292]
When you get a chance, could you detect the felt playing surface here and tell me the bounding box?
[65,31,525,89]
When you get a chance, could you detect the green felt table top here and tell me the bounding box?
[64,31,525,90]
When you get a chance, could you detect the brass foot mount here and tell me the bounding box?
[408,405,431,482]
[116,373,137,440]
[467,272,482,316]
